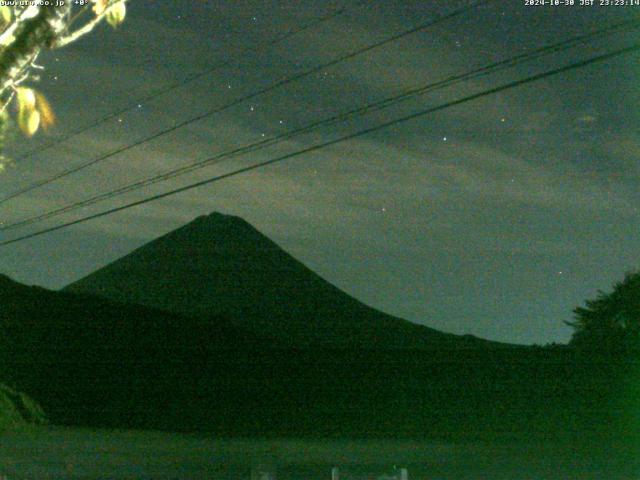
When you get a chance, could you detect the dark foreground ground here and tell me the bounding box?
[0,426,638,479]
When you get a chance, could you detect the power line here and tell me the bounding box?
[2,17,637,232]
[0,0,491,206]
[9,3,352,163]
[1,43,636,247]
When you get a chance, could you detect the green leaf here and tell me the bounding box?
[0,6,12,25]
[106,1,126,28]
[18,109,40,137]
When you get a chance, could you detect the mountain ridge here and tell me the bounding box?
[64,212,507,349]
[0,272,624,439]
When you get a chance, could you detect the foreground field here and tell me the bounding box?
[0,426,637,479]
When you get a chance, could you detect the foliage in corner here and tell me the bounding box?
[0,0,127,146]
[0,382,47,430]
[567,270,640,353]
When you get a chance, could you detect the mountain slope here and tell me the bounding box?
[1,274,629,439]
[64,212,489,349]
[0,273,270,431]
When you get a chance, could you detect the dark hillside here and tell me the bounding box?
[1,275,632,439]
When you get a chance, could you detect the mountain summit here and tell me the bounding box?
[0,216,621,439]
[64,212,480,349]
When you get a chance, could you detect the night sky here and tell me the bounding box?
[0,0,638,345]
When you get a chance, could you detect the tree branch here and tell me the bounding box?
[54,12,104,48]
[0,5,41,47]
[0,5,72,96]
[55,0,126,49]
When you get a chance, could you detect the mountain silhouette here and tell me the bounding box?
[0,270,626,439]
[64,212,491,349]
[2,214,627,439]
[0,273,278,431]
[0,272,505,436]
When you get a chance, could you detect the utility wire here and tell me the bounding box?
[0,0,491,205]
[8,3,352,163]
[1,43,636,247]
[2,18,638,231]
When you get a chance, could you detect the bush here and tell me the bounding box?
[568,271,640,353]
[0,383,47,430]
